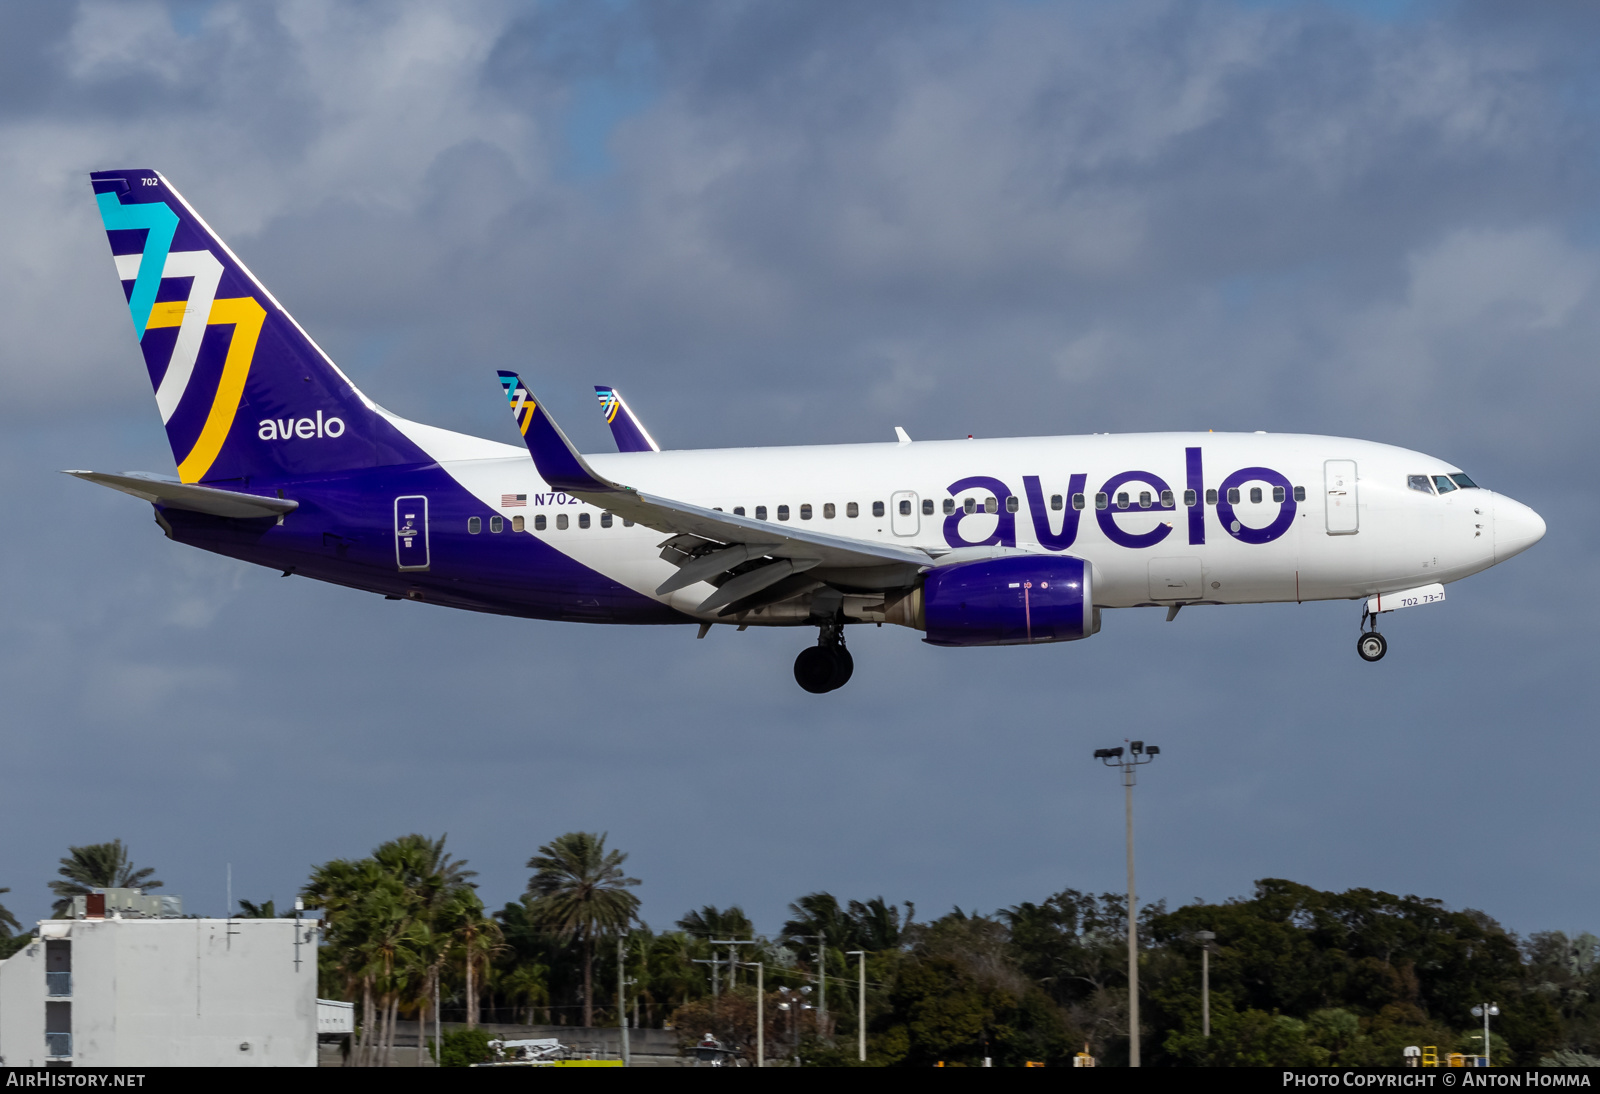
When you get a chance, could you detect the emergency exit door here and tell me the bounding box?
[1324,461,1359,535]
[395,496,430,571]
[890,491,920,536]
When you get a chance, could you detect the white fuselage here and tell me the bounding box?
[417,426,1545,626]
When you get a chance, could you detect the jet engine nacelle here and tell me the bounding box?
[887,554,1096,647]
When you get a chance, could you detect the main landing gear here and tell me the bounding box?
[795,623,854,694]
[1357,609,1388,662]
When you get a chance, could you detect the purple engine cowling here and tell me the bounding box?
[922,555,1094,647]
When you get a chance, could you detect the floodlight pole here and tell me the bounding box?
[1096,741,1160,1067]
[1471,1003,1499,1067]
[618,936,630,1066]
[752,962,764,1067]
[1196,931,1216,1038]
[846,950,866,1061]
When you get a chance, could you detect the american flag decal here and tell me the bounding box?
[501,494,527,507]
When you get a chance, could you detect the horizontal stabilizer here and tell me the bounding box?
[64,470,298,519]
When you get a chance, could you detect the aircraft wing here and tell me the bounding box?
[497,372,932,594]
[64,470,299,519]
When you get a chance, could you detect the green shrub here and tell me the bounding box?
[435,1028,494,1067]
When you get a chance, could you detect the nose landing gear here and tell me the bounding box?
[1356,608,1387,662]
[794,623,854,693]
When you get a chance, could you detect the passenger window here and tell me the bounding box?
[824,503,836,519]
[984,497,998,515]
[1227,489,1240,505]
[1249,487,1262,504]
[468,516,481,534]
[734,506,746,516]
[922,498,934,515]
[1183,489,1197,507]
[578,512,590,529]
[535,514,547,531]
[1138,491,1152,509]
[623,519,634,527]
[777,505,790,521]
[1432,475,1457,494]
[898,500,911,516]
[1160,490,1173,508]
[847,502,859,518]
[1272,486,1285,503]
[1206,488,1217,505]
[556,514,568,530]
[1095,493,1108,510]
[756,506,768,521]
[513,515,525,532]
[1051,494,1063,511]
[1072,493,1086,510]
[800,504,813,520]
[873,501,886,518]
[1116,492,1130,509]
[1293,486,1306,502]
[943,498,955,515]
[963,497,976,515]
[601,512,613,527]
[1450,473,1478,489]
[1004,496,1017,513]
[491,516,504,533]
[1407,475,1434,494]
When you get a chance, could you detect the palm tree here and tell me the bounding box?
[49,840,162,915]
[237,899,278,918]
[0,888,20,937]
[524,832,641,1027]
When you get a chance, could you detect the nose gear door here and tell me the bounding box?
[395,496,430,571]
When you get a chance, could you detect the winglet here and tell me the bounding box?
[496,371,623,494]
[595,385,661,452]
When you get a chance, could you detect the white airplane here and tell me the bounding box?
[75,169,1547,692]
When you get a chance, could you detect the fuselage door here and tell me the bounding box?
[1324,460,1359,536]
[395,496,430,571]
[890,491,920,537]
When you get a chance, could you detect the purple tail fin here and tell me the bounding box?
[90,169,420,483]
[593,386,661,452]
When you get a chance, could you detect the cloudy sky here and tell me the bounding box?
[2,0,1595,945]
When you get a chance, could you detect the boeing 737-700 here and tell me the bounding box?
[72,169,1547,692]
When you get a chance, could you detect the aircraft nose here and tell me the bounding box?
[1494,494,1546,563]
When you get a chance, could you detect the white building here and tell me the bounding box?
[0,892,320,1067]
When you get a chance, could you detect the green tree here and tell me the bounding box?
[524,832,641,1027]
[0,887,20,937]
[49,840,162,916]
[237,899,277,918]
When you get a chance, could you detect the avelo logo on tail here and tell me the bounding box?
[94,177,264,484]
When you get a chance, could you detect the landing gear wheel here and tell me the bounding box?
[795,622,854,693]
[1357,632,1387,662]
[794,646,837,693]
[829,646,854,690]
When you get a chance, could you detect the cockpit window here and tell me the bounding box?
[1432,475,1457,494]
[1449,473,1478,489]
[1407,475,1434,494]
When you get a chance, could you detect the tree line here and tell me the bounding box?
[2,837,1597,1066]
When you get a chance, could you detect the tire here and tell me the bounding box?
[829,646,854,691]
[1357,632,1387,662]
[794,646,837,693]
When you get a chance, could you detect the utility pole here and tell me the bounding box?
[1196,931,1216,1038]
[1095,741,1160,1067]
[750,962,764,1068]
[845,950,866,1062]
[617,936,630,1067]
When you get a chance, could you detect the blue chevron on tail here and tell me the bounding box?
[593,385,661,452]
[90,169,420,483]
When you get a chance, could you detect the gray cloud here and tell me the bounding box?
[0,0,1594,936]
